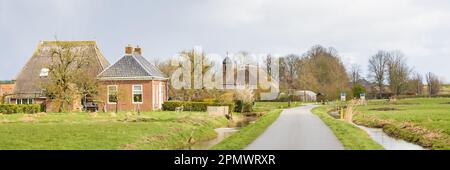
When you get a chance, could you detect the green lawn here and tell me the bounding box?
[211,109,283,150]
[312,106,383,150]
[354,98,450,150]
[0,111,227,150]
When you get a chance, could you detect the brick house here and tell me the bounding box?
[97,45,168,112]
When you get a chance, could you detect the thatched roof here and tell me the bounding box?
[12,41,110,98]
[97,53,167,80]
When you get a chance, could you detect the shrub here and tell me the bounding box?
[162,101,234,113]
[235,88,255,113]
[0,104,42,114]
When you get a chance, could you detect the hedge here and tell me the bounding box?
[162,101,235,113]
[0,104,42,114]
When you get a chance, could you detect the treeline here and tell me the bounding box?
[157,45,444,101]
[273,45,350,100]
[349,50,443,99]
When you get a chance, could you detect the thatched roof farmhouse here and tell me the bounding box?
[11,41,110,105]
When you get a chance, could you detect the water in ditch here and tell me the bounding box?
[358,126,426,150]
[182,128,240,150]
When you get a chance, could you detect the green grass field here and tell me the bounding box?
[311,106,384,150]
[0,111,227,150]
[354,98,450,150]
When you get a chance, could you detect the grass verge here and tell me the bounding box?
[311,106,384,150]
[0,111,227,150]
[210,109,282,150]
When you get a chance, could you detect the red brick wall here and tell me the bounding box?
[98,80,167,112]
[0,84,15,96]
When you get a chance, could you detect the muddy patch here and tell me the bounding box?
[369,107,401,111]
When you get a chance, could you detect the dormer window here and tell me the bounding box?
[39,68,49,77]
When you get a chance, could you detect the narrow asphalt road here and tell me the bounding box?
[245,104,344,150]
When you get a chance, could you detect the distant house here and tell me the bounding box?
[97,45,168,112]
[294,90,317,102]
[11,41,110,111]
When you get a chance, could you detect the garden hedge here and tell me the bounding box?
[0,104,42,114]
[162,101,235,113]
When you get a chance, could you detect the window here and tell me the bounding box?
[39,68,49,77]
[107,85,118,104]
[16,98,33,105]
[132,85,143,103]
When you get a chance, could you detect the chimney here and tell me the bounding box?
[134,46,142,55]
[125,44,133,54]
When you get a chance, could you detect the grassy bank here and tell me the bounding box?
[311,106,384,150]
[211,110,282,150]
[354,98,450,150]
[0,111,227,150]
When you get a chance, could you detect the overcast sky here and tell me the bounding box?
[1,0,449,82]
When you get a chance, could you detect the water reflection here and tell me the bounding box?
[183,128,240,150]
[358,126,426,150]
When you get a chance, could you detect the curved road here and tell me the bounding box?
[246,104,344,150]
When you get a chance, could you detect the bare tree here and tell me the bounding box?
[43,41,94,112]
[298,45,350,100]
[409,72,424,95]
[368,51,388,99]
[426,72,441,96]
[349,64,362,85]
[263,54,274,81]
[386,51,411,96]
[280,54,300,106]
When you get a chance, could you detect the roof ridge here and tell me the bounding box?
[96,55,128,78]
[132,54,155,77]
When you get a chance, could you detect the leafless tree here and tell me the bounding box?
[386,51,411,96]
[298,45,350,100]
[349,64,362,85]
[368,51,388,98]
[409,72,424,95]
[279,54,300,106]
[263,54,274,81]
[426,72,441,96]
[43,41,94,112]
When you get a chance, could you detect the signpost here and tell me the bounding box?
[360,93,366,100]
[340,92,346,102]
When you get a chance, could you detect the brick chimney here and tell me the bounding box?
[134,46,142,55]
[125,44,133,54]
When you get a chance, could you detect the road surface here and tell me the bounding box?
[245,104,344,150]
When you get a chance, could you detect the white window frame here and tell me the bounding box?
[107,85,118,104]
[152,81,156,109]
[132,85,143,104]
[16,98,33,105]
[158,82,163,109]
